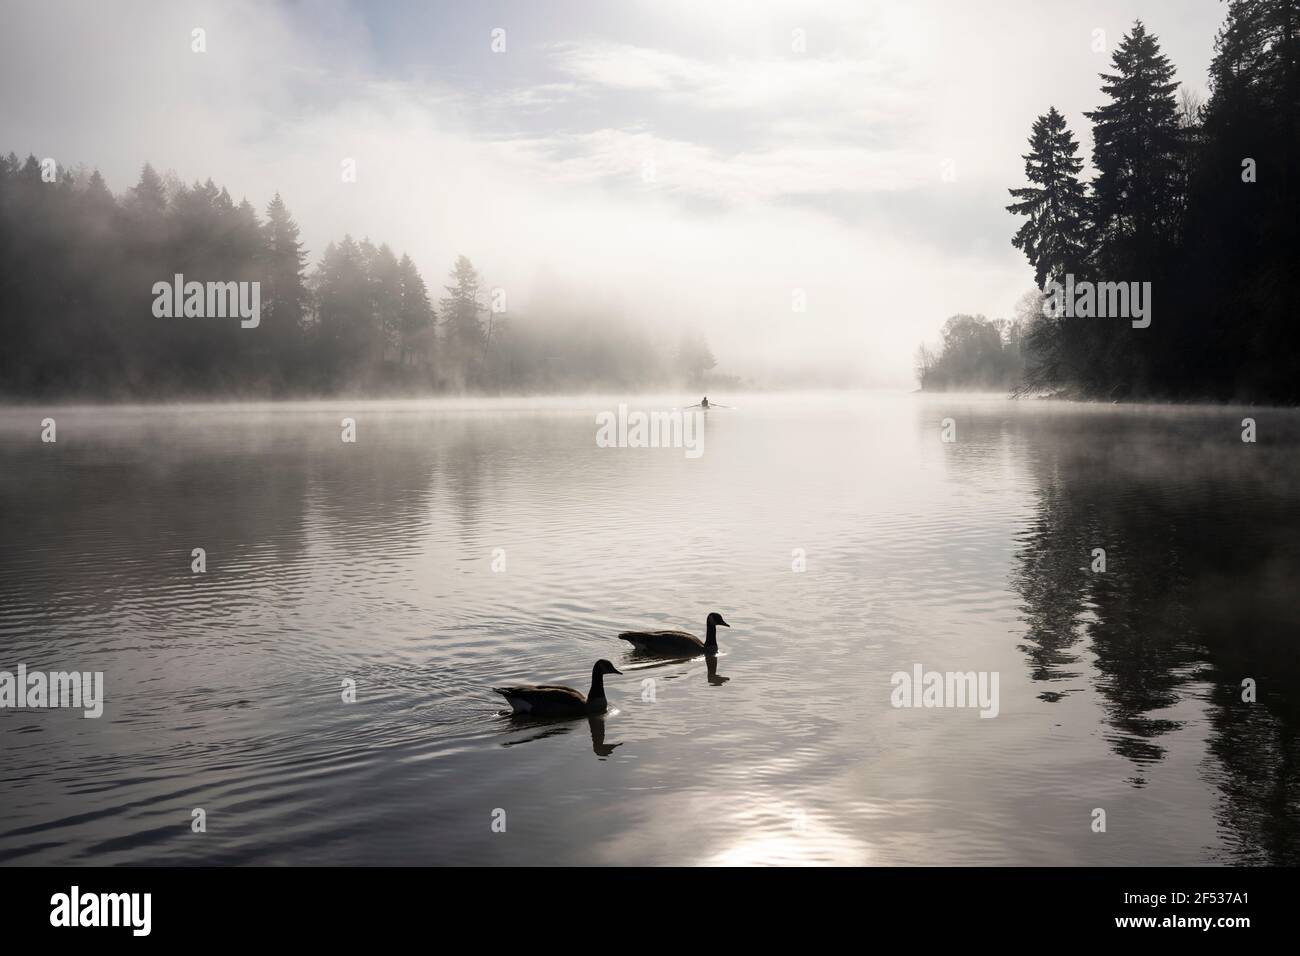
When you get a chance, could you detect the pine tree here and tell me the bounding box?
[1084,20,1183,271]
[261,193,308,384]
[1193,0,1300,397]
[262,195,307,323]
[397,253,435,367]
[370,243,403,362]
[1006,109,1092,390]
[1006,107,1090,287]
[439,255,485,380]
[128,162,168,218]
[313,236,373,380]
[82,170,116,228]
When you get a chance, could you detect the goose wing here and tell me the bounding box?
[493,683,590,716]
[618,629,704,650]
[493,683,585,704]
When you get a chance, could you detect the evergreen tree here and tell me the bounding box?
[370,243,403,362]
[1006,107,1090,288]
[1192,0,1300,396]
[1006,108,1093,390]
[313,236,373,382]
[1082,21,1182,396]
[129,162,167,214]
[261,193,308,384]
[439,255,485,381]
[397,253,435,368]
[1084,20,1183,272]
[0,150,691,398]
[82,170,116,228]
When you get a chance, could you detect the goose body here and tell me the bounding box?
[619,612,730,657]
[494,659,621,717]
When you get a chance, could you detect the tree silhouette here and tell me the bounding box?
[977,7,1300,402]
[676,331,716,387]
[1007,107,1089,288]
[0,156,715,397]
[439,255,486,385]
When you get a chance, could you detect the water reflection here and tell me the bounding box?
[498,713,624,758]
[618,651,732,687]
[704,800,872,866]
[705,655,729,685]
[4,397,1299,865]
[1008,408,1300,861]
[587,715,623,757]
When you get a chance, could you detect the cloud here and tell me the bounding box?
[0,0,1229,387]
[496,127,938,205]
[549,40,911,114]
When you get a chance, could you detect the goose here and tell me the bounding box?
[493,659,622,717]
[618,612,730,657]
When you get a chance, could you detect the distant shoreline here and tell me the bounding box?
[918,386,1300,409]
[4,388,1297,412]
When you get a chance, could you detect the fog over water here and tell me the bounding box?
[2,394,1296,865]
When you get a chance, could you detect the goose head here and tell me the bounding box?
[707,612,730,629]
[593,659,623,677]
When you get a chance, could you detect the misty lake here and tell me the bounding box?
[1,393,1297,865]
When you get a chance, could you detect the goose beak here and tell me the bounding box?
[717,617,730,627]
[609,665,623,675]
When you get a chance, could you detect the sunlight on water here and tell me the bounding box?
[1,393,1298,864]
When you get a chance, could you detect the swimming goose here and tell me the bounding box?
[493,659,622,717]
[618,612,730,657]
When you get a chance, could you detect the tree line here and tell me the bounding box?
[915,312,1028,391]
[0,156,720,398]
[922,1,1300,402]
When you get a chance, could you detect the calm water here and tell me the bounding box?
[1,393,1298,866]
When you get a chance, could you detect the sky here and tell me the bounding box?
[1,0,1229,386]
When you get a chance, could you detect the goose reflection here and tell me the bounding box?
[500,720,572,748]
[587,715,622,757]
[498,712,624,757]
[706,654,729,685]
[618,650,732,686]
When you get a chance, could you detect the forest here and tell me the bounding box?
[921,0,1300,402]
[914,312,1027,392]
[0,159,722,399]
